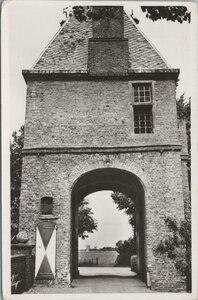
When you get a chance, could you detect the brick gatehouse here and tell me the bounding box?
[19,6,189,291]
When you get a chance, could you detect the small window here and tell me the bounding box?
[41,197,53,215]
[133,83,152,103]
[134,106,153,134]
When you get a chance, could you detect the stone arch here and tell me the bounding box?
[71,167,147,281]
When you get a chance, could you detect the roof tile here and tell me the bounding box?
[33,13,169,71]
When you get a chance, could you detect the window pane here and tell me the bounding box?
[140,121,145,127]
[145,97,150,102]
[147,128,152,133]
[139,86,144,91]
[146,115,151,120]
[133,83,152,103]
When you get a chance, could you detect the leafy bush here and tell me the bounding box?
[154,217,191,291]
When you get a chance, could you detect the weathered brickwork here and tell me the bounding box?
[178,120,188,154]
[24,80,179,149]
[88,39,129,75]
[20,150,185,290]
[92,7,124,38]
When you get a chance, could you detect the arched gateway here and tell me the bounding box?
[71,168,145,280]
[19,6,189,291]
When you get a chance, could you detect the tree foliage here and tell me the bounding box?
[154,217,191,291]
[141,6,190,23]
[78,198,98,239]
[115,237,136,266]
[62,5,191,24]
[176,94,191,151]
[10,126,24,239]
[98,246,115,251]
[111,191,136,229]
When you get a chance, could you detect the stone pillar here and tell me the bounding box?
[11,244,35,291]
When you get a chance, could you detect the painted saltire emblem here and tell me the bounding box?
[35,222,56,280]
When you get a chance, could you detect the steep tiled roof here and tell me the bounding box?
[33,17,92,70]
[124,15,169,69]
[33,13,169,70]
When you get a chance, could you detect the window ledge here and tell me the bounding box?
[133,103,153,106]
[39,215,59,220]
[134,132,154,135]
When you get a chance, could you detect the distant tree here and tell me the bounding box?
[176,94,191,151]
[111,191,136,230]
[61,6,190,24]
[115,237,136,266]
[111,192,137,256]
[10,126,24,240]
[154,217,191,292]
[78,198,98,239]
[99,246,115,251]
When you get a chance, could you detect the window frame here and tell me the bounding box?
[130,81,155,134]
[133,83,152,104]
[133,105,153,134]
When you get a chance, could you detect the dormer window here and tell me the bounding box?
[132,83,153,134]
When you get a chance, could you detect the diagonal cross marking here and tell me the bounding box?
[35,224,56,279]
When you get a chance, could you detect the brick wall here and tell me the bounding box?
[178,120,188,154]
[92,7,124,38]
[24,79,179,149]
[19,149,185,290]
[88,39,129,75]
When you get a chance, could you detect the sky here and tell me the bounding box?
[2,1,197,250]
[78,191,133,249]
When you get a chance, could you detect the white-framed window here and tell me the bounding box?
[133,83,152,103]
[132,83,153,134]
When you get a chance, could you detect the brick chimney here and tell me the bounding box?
[88,6,129,75]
